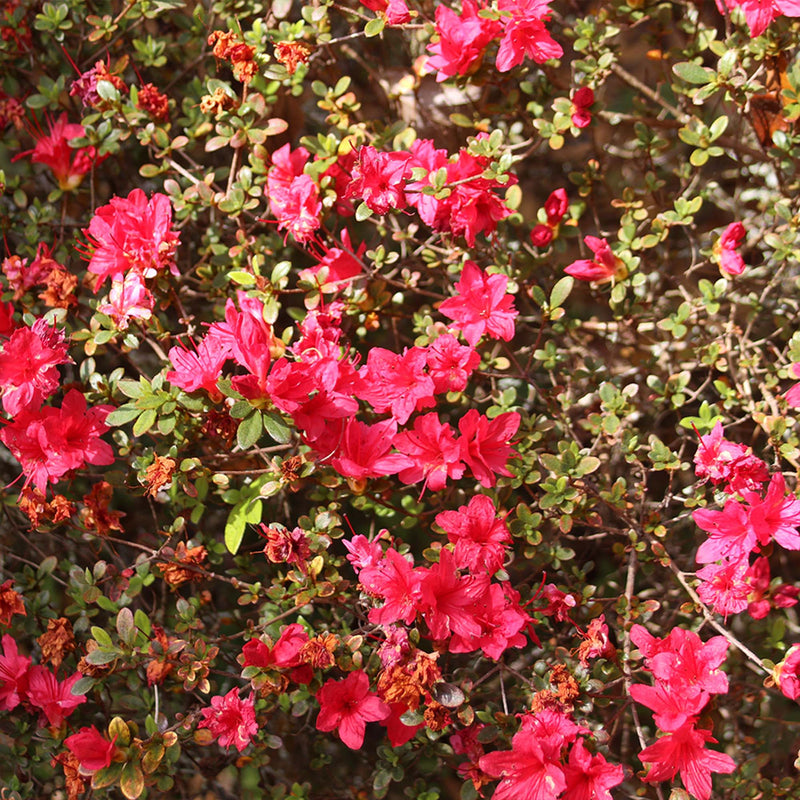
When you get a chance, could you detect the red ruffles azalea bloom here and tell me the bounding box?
[564,236,627,283]
[315,669,389,749]
[65,726,117,772]
[715,221,746,275]
[198,687,258,752]
[439,261,518,347]
[81,188,180,291]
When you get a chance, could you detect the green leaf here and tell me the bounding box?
[118,380,144,399]
[228,270,256,286]
[237,413,263,450]
[672,62,714,85]
[116,608,135,646]
[263,411,291,443]
[549,276,573,309]
[120,761,145,800]
[132,408,157,436]
[364,16,385,37]
[355,201,372,221]
[91,626,113,647]
[105,405,141,426]
[225,498,263,554]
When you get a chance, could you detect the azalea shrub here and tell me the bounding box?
[5,0,800,798]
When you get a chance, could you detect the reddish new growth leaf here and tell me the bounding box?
[315,669,390,749]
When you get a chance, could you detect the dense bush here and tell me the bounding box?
[3,0,800,797]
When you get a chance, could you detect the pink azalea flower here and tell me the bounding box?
[65,726,118,773]
[360,547,424,626]
[419,548,489,641]
[97,272,154,329]
[198,687,258,752]
[639,721,736,800]
[356,346,436,424]
[0,319,71,416]
[166,336,228,400]
[562,738,624,800]
[715,222,746,275]
[0,633,31,711]
[393,413,465,492]
[425,333,480,394]
[15,113,104,191]
[298,229,365,292]
[629,681,709,733]
[564,236,627,283]
[439,261,518,347]
[693,499,755,564]
[326,418,413,481]
[744,557,799,619]
[478,725,566,800]
[570,87,594,128]
[342,534,384,573]
[544,187,568,226]
[435,494,511,574]
[693,422,768,493]
[315,669,390,750]
[744,472,800,549]
[345,146,411,215]
[0,389,114,491]
[426,0,502,82]
[243,623,308,670]
[696,560,751,618]
[269,173,322,244]
[457,409,520,487]
[495,0,563,72]
[785,362,800,408]
[773,643,800,700]
[82,189,180,291]
[360,0,411,23]
[26,667,86,727]
[718,0,800,37]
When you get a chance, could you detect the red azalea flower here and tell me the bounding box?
[439,261,518,347]
[0,633,31,711]
[198,687,258,752]
[715,222,746,275]
[15,113,104,191]
[457,409,520,487]
[564,236,627,283]
[639,720,736,800]
[495,0,563,73]
[315,669,390,749]
[26,667,86,726]
[570,87,594,129]
[65,726,117,772]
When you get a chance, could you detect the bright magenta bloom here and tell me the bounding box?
[495,0,563,72]
[198,687,258,752]
[65,726,117,772]
[327,418,412,481]
[639,721,736,800]
[315,669,389,749]
[479,725,566,800]
[393,413,465,492]
[360,547,423,626]
[564,236,626,283]
[26,667,86,726]
[0,633,31,711]
[715,221,746,275]
[774,643,800,700]
[97,272,154,329]
[426,0,502,82]
[562,738,624,800]
[345,146,411,215]
[82,189,180,290]
[15,113,102,191]
[425,333,480,394]
[0,319,70,416]
[693,421,768,493]
[457,409,520,487]
[0,389,114,490]
[439,261,518,347]
[435,494,510,574]
[717,0,800,36]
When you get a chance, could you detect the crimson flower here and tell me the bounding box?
[82,188,180,291]
[773,643,800,700]
[564,236,627,283]
[439,261,518,347]
[0,633,31,711]
[458,409,520,487]
[495,0,563,72]
[65,726,117,772]
[345,146,411,215]
[426,0,502,82]
[479,726,566,800]
[393,413,465,492]
[315,669,389,749]
[15,113,103,191]
[639,721,736,800]
[198,687,258,752]
[570,87,594,128]
[26,666,86,726]
[562,738,624,800]
[327,418,412,481]
[715,221,746,275]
